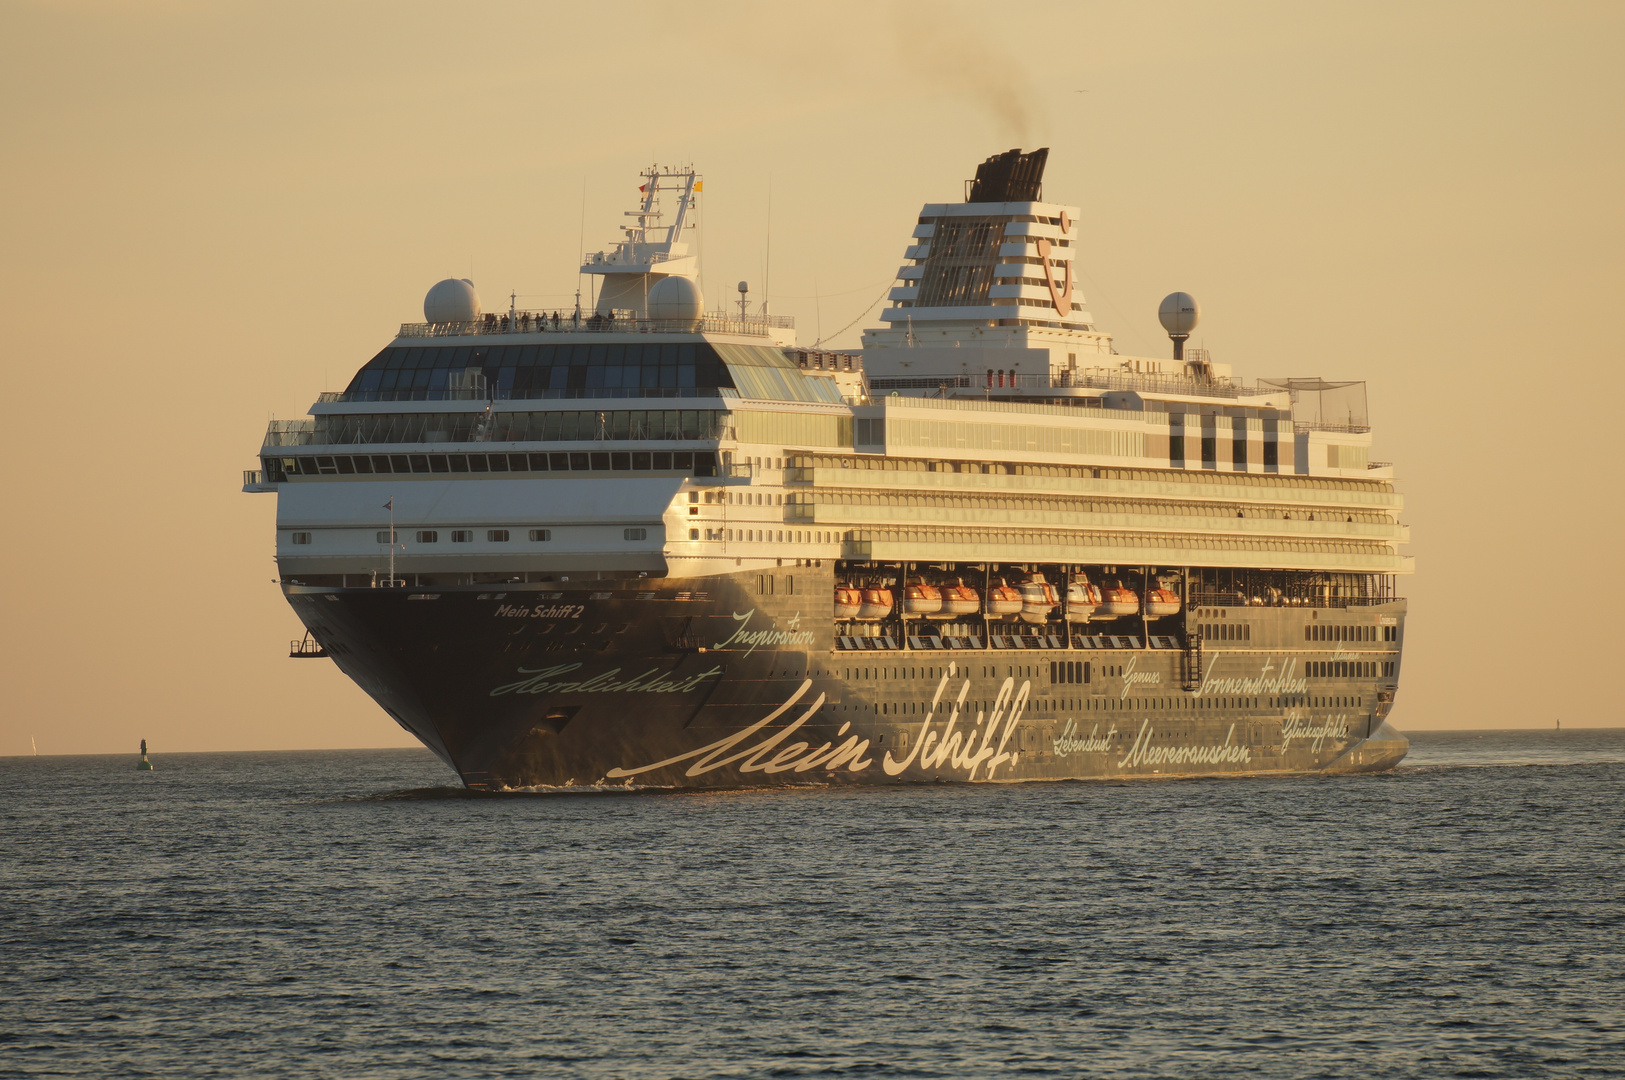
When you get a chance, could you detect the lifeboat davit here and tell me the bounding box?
[1064,577,1100,622]
[1145,588,1182,618]
[1097,583,1140,618]
[834,585,861,620]
[856,586,895,621]
[984,579,1023,618]
[941,579,981,616]
[1018,573,1058,624]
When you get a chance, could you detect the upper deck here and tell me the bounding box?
[246,152,1408,584]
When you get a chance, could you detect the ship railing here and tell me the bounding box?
[949,370,1260,399]
[263,414,732,449]
[1189,592,1401,609]
[316,386,733,405]
[263,419,316,446]
[396,311,794,338]
[1296,421,1373,434]
[890,369,1377,426]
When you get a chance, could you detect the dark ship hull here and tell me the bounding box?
[285,565,1407,790]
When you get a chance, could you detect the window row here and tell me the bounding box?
[1051,659,1091,684]
[789,454,1391,494]
[800,489,1394,525]
[1200,623,1252,641]
[351,343,733,395]
[1307,660,1392,679]
[1173,432,1281,472]
[268,450,718,481]
[363,342,716,371]
[300,409,727,446]
[346,341,843,406]
[359,360,723,394]
[1305,623,1391,642]
[372,529,552,544]
[724,530,836,544]
[843,528,1393,557]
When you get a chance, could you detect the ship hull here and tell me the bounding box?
[285,568,1407,790]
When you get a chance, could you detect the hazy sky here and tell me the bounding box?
[2,0,1621,755]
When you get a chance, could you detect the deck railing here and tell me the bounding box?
[396,311,793,338]
[316,386,733,405]
[1189,592,1400,609]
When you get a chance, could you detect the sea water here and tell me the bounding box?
[1,730,1621,1078]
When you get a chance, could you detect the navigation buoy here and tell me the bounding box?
[137,738,153,771]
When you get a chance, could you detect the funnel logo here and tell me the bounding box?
[1034,209,1073,317]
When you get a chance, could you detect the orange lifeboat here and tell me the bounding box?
[904,581,943,617]
[1097,582,1140,618]
[1145,588,1182,618]
[1018,573,1058,624]
[834,585,861,620]
[941,579,981,616]
[984,578,1023,618]
[856,586,895,621]
[1064,576,1100,622]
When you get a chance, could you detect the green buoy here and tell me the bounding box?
[137,738,153,771]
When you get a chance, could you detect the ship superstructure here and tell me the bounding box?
[246,152,1411,788]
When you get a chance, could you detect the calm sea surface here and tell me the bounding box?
[2,730,1622,1078]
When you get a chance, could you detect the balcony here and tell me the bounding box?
[242,469,278,492]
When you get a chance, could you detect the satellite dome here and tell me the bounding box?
[424,278,481,324]
[1158,292,1200,336]
[647,276,704,322]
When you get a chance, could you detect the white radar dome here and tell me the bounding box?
[424,278,481,324]
[647,276,704,322]
[1158,292,1200,336]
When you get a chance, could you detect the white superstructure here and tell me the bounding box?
[248,152,1409,594]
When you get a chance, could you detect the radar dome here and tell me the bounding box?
[647,276,704,322]
[424,278,481,324]
[1158,292,1200,336]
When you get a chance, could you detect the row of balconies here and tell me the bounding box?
[902,236,1075,264]
[909,220,1076,241]
[784,464,1403,509]
[781,500,1407,545]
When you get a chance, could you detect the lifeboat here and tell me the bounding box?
[856,586,895,621]
[1145,588,1182,618]
[1064,577,1100,622]
[1018,573,1058,624]
[1097,582,1140,618]
[904,581,943,617]
[834,585,861,621]
[941,579,980,615]
[984,579,1023,618]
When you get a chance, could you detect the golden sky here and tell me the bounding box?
[1,0,1621,754]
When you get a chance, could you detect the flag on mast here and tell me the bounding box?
[383,498,393,511]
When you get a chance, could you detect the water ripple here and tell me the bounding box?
[0,733,1621,1077]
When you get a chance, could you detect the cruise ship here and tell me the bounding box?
[246,149,1411,788]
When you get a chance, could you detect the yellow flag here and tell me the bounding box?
[694,181,703,192]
